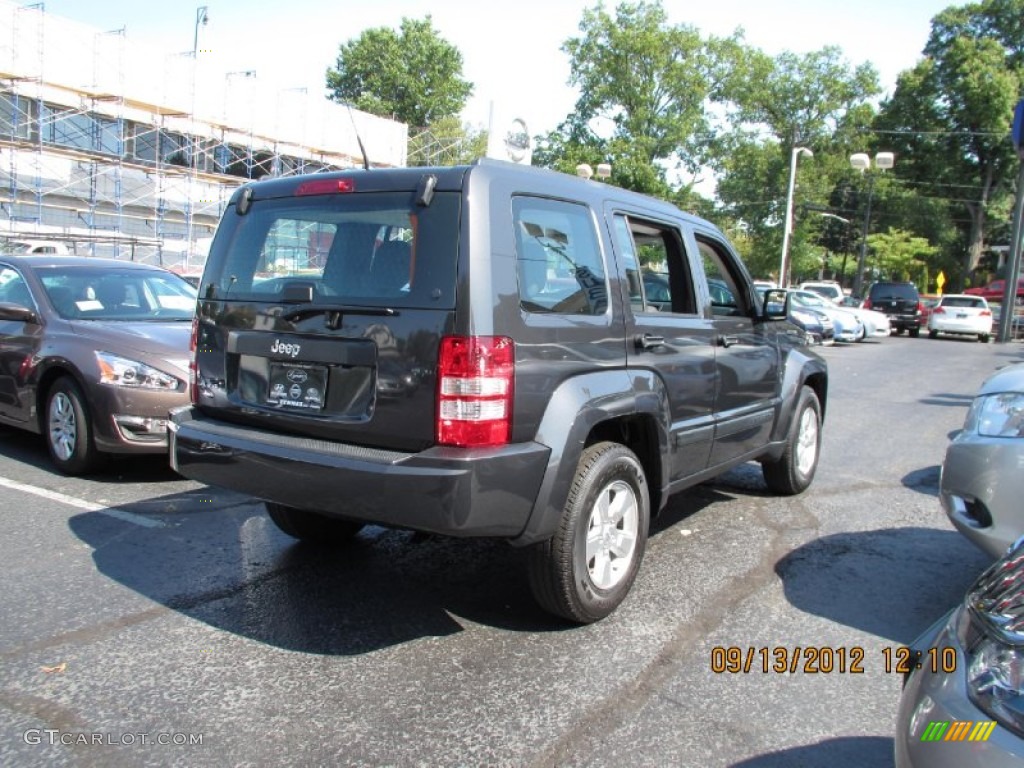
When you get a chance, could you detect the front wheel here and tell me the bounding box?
[762,385,822,495]
[46,376,102,475]
[265,502,364,544]
[528,442,650,624]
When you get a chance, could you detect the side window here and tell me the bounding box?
[514,197,607,315]
[698,236,750,317]
[612,214,696,315]
[0,266,33,307]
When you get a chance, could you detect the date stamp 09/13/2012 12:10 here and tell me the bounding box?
[709,645,956,675]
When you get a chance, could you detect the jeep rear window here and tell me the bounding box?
[203,192,459,308]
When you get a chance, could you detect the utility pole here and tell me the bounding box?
[997,99,1024,342]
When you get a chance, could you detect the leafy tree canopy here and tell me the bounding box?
[325,16,473,128]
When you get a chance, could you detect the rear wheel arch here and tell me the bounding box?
[511,370,670,547]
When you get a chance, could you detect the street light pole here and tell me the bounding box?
[850,151,894,297]
[192,6,209,58]
[779,147,813,287]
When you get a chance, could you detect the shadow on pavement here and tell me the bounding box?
[730,736,893,768]
[774,527,989,644]
[67,495,564,657]
[901,465,941,496]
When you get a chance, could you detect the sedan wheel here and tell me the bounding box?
[46,377,101,475]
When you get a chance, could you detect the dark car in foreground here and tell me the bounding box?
[895,536,1024,767]
[941,362,1024,559]
[0,255,196,474]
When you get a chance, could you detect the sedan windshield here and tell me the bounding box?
[791,291,831,309]
[38,267,197,321]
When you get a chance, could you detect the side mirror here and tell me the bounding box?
[0,301,38,324]
[761,288,788,320]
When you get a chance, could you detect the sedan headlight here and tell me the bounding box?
[95,351,182,391]
[963,393,1024,437]
[790,310,818,327]
[958,544,1024,737]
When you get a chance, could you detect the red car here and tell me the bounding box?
[964,276,1024,303]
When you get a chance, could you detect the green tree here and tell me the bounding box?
[536,1,737,196]
[325,16,473,129]
[874,0,1023,285]
[713,46,881,281]
[866,227,937,285]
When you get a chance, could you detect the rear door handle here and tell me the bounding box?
[635,333,665,350]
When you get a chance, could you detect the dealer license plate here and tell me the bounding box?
[267,363,327,411]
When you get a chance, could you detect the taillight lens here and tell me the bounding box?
[981,309,992,317]
[934,306,945,314]
[295,178,355,196]
[863,298,873,309]
[188,315,199,404]
[437,336,513,447]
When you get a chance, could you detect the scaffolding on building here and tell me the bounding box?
[0,0,408,271]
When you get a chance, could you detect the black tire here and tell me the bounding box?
[45,376,102,475]
[762,385,821,495]
[979,333,990,343]
[928,329,938,339]
[265,502,363,544]
[908,327,920,338]
[527,442,650,624]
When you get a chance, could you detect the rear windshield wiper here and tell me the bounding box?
[279,304,399,330]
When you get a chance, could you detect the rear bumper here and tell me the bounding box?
[169,407,550,538]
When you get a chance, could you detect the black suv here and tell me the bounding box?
[864,281,923,336]
[170,159,827,623]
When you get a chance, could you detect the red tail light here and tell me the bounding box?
[863,298,873,309]
[933,306,945,314]
[437,335,513,447]
[916,301,924,314]
[188,315,199,404]
[295,178,355,196]
[981,309,992,316]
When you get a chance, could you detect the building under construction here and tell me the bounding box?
[0,1,408,272]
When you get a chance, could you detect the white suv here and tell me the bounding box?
[799,281,844,304]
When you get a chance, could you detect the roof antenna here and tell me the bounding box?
[346,104,371,170]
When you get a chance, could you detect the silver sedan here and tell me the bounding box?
[895,537,1024,767]
[941,362,1024,558]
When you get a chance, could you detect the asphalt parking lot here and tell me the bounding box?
[0,334,1019,767]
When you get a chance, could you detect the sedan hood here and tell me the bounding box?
[978,362,1024,397]
[67,319,192,374]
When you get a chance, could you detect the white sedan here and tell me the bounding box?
[927,294,993,342]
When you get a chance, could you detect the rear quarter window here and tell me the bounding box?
[513,196,607,315]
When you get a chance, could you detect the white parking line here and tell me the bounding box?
[0,475,164,528]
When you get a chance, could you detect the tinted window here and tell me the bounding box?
[869,282,918,301]
[514,197,607,315]
[203,191,460,309]
[612,214,695,314]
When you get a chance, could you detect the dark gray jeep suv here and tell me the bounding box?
[170,159,827,622]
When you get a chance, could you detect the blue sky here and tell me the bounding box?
[36,0,957,135]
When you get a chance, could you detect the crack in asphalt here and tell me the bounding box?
[529,494,821,767]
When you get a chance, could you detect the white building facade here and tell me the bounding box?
[0,1,408,271]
